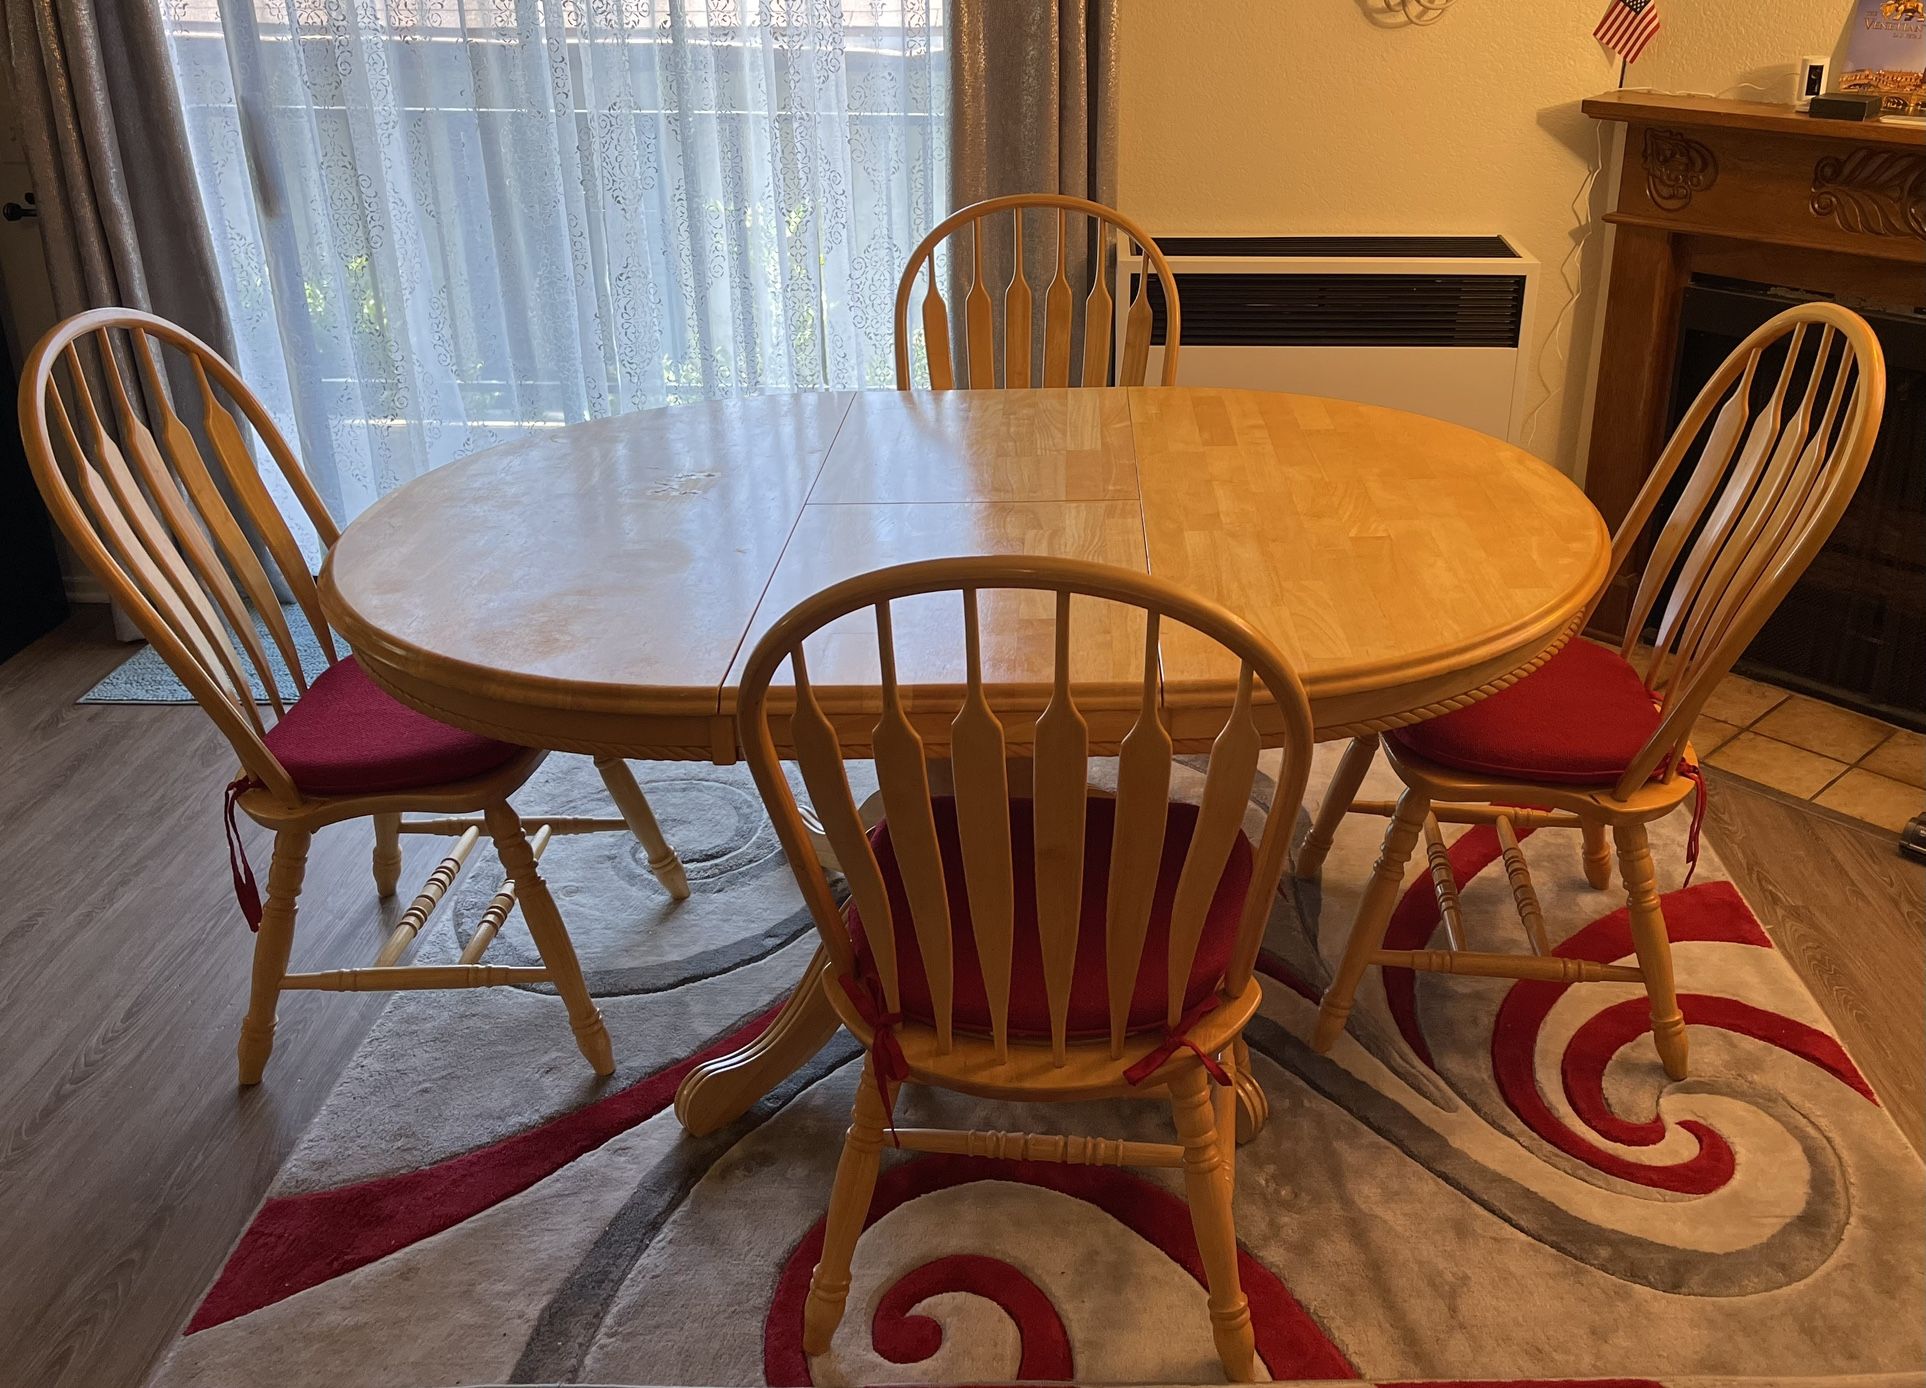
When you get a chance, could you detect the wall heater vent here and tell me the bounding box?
[1122,234,1538,442]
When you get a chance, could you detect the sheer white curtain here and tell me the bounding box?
[162,1,947,527]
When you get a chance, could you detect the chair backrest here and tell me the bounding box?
[893,194,1181,392]
[735,556,1314,1066]
[18,307,344,803]
[1600,301,1885,798]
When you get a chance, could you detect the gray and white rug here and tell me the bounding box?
[146,749,1925,1386]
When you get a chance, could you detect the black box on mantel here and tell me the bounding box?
[1807,92,1885,121]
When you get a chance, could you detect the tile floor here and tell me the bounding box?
[1693,675,1924,833]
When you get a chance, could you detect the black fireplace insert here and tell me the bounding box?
[1652,277,1926,734]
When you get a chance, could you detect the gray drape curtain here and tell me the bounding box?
[951,0,1119,209]
[2,0,230,352]
[947,0,1120,384]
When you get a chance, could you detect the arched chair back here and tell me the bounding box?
[735,555,1314,1064]
[1601,301,1885,798]
[19,307,342,805]
[893,194,1181,393]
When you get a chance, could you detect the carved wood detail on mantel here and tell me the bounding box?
[1579,91,1924,638]
[1641,128,1718,211]
[1810,149,1926,241]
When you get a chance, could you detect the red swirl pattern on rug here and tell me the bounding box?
[1489,880,1878,1192]
[186,1003,782,1333]
[763,1153,1357,1384]
[871,1255,1072,1378]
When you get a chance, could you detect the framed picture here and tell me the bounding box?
[1838,0,1926,118]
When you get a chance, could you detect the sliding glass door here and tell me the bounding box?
[164,1,947,522]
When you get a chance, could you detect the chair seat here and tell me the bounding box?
[1387,639,1664,787]
[263,656,523,797]
[849,794,1253,1040]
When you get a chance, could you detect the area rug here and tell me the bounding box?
[79,606,330,704]
[147,749,1925,1386]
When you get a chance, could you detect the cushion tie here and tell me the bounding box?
[1677,760,1707,887]
[224,775,264,931]
[1123,995,1231,1087]
[837,973,907,1144]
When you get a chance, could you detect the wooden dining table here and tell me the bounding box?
[320,386,1610,1134]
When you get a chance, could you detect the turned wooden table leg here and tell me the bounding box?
[595,755,691,901]
[675,948,842,1134]
[1295,734,1379,879]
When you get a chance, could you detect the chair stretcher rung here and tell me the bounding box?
[397,815,627,836]
[281,964,553,991]
[1423,814,1466,952]
[1350,800,1583,830]
[1371,949,1641,984]
[374,825,480,967]
[1495,814,1552,955]
[888,1127,1185,1168]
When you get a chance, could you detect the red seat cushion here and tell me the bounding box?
[262,656,523,797]
[1387,639,1664,786]
[848,795,1254,1040]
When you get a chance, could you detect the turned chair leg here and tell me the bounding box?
[1214,1044,1239,1186]
[804,1057,896,1356]
[1294,733,1379,879]
[595,756,691,901]
[1614,822,1689,1080]
[1171,1066,1257,1382]
[1581,821,1613,891]
[372,812,403,898]
[237,829,311,1085]
[1312,786,1429,1052]
[482,801,615,1076]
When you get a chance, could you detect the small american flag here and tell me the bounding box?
[1594,0,1661,64]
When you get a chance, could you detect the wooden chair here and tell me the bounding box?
[18,307,689,1084]
[735,555,1314,1380]
[893,193,1181,391]
[1301,302,1886,1079]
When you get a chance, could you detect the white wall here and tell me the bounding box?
[1117,0,1848,476]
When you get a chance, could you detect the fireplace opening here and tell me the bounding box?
[1649,277,1926,734]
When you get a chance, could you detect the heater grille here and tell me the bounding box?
[1134,271,1528,348]
[1154,234,1519,259]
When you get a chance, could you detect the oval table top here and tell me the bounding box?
[320,387,1610,757]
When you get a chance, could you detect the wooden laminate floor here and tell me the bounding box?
[0,612,1920,1388]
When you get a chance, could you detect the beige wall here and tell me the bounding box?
[1117,0,1847,476]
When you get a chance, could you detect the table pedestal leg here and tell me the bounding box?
[1232,1036,1268,1144]
[675,948,841,1134]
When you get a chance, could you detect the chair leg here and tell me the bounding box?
[1312,786,1429,1053]
[1171,1065,1257,1382]
[1214,1045,1239,1187]
[237,829,311,1085]
[371,812,403,898]
[482,801,615,1076]
[1581,821,1613,891]
[595,756,690,901]
[1614,822,1689,1080]
[803,1056,896,1356]
[1294,733,1379,878]
[1230,1034,1267,1144]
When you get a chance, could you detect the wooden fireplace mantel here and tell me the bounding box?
[1580,90,1924,634]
